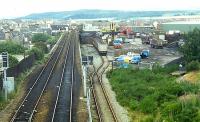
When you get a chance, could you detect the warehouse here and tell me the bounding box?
[160,21,200,33]
[131,26,154,33]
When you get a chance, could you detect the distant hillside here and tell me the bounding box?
[20,9,200,20]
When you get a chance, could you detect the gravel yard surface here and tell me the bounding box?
[81,44,130,122]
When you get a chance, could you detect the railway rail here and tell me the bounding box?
[90,55,118,122]
[10,33,68,122]
[51,33,76,122]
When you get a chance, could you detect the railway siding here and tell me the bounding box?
[80,41,130,122]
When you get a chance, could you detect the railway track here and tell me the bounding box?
[10,33,68,122]
[51,32,76,122]
[90,56,118,122]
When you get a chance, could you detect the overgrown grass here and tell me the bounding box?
[107,65,200,122]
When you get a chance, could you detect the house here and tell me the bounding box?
[0,30,5,40]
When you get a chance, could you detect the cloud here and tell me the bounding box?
[0,0,199,18]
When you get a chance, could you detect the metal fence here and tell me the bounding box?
[0,54,36,89]
[7,54,36,77]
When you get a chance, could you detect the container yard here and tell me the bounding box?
[80,21,183,70]
[79,22,184,121]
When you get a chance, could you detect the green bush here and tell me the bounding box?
[175,106,199,122]
[161,101,182,118]
[142,115,154,122]
[28,47,44,60]
[186,61,200,71]
[129,99,139,110]
[139,96,157,114]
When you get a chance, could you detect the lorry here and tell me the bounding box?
[150,34,168,48]
[150,38,167,49]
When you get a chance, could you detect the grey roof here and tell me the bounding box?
[51,25,68,30]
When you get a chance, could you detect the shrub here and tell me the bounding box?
[129,99,139,110]
[186,61,200,71]
[142,115,154,122]
[161,101,182,117]
[139,96,157,114]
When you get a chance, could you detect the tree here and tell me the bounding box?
[34,42,48,53]
[8,55,19,68]
[186,60,200,71]
[28,47,44,60]
[47,36,58,46]
[32,33,50,43]
[180,28,200,62]
[0,41,25,54]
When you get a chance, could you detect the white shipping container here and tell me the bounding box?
[107,38,112,44]
[168,30,174,35]
[159,35,165,40]
[98,43,108,52]
[102,36,107,40]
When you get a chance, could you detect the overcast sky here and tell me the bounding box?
[0,0,200,18]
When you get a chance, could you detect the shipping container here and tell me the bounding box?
[159,35,165,40]
[114,43,122,49]
[124,39,133,43]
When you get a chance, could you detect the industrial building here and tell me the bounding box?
[131,26,154,33]
[160,21,200,33]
